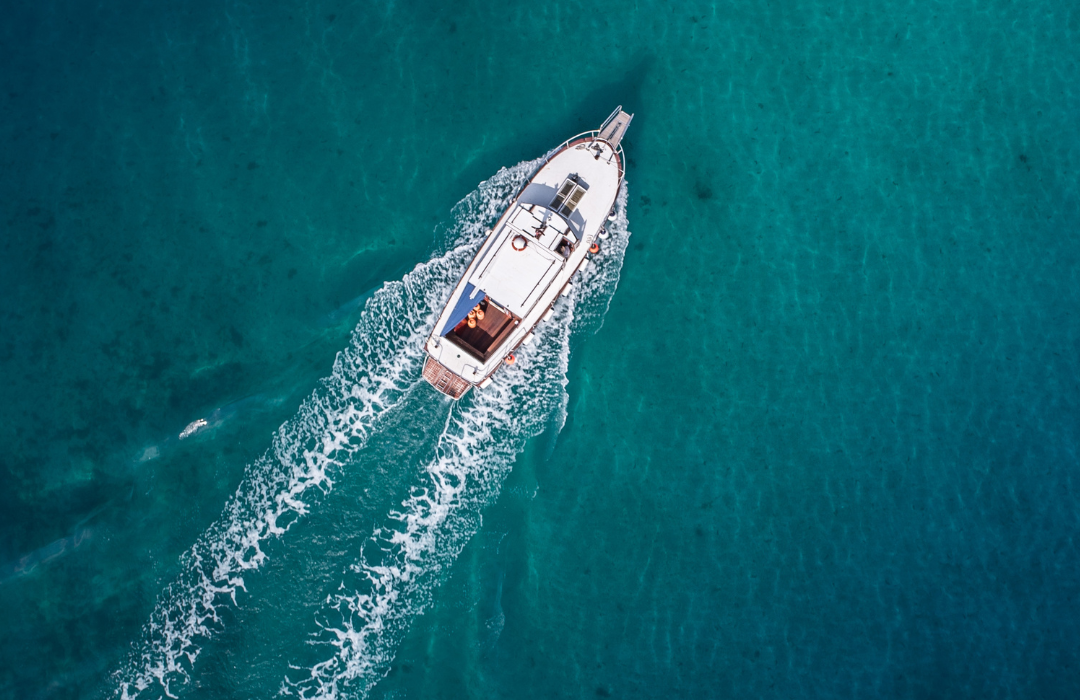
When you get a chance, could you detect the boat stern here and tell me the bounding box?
[422,355,473,399]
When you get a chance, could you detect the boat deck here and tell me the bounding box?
[445,299,518,361]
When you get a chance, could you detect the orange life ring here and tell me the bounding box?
[467,317,477,328]
[475,308,485,320]
[589,242,600,254]
[512,235,528,251]
[504,354,516,365]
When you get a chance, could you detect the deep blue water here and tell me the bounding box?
[2,0,1079,698]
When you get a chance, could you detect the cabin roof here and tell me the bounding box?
[471,230,562,317]
[462,141,621,319]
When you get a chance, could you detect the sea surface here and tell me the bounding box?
[2,1,1079,698]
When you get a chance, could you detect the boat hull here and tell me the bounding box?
[423,108,632,399]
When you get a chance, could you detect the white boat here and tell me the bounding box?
[423,106,633,399]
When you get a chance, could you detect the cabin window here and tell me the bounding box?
[563,187,586,214]
[550,180,575,211]
[551,177,587,217]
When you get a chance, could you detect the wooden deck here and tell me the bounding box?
[445,299,518,361]
[423,356,472,399]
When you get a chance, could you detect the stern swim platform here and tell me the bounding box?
[423,356,473,400]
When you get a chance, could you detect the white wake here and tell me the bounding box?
[281,185,633,700]
[112,158,546,700]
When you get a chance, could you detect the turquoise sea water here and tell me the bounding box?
[2,0,1079,698]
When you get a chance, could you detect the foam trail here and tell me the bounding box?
[112,158,544,700]
[282,184,632,700]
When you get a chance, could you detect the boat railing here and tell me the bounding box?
[545,106,633,179]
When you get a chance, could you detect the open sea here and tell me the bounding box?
[2,1,1079,698]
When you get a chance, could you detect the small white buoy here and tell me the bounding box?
[599,226,609,240]
[522,332,535,346]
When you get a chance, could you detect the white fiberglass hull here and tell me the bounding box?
[423,108,632,399]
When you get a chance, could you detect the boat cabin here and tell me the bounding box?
[437,193,585,360]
